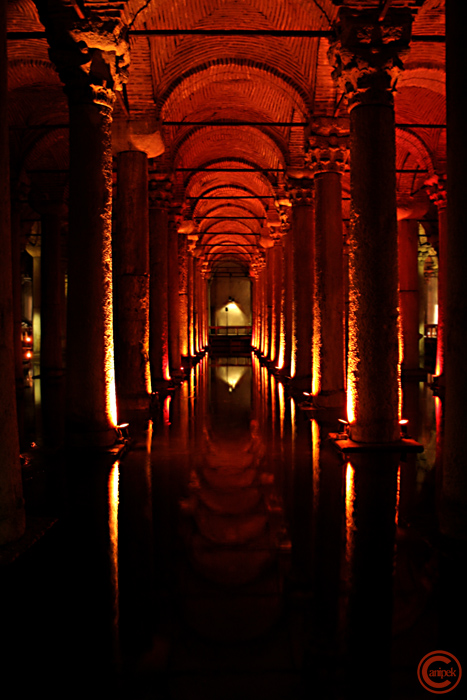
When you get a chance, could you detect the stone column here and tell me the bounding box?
[149,177,172,384]
[272,238,285,368]
[329,7,413,442]
[442,0,467,539]
[41,7,130,446]
[178,234,189,361]
[288,179,314,389]
[398,217,421,373]
[168,217,183,377]
[0,1,25,542]
[113,150,151,416]
[425,175,447,380]
[307,120,348,408]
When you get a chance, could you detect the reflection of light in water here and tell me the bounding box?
[345,461,356,565]
[311,420,320,514]
[291,396,296,446]
[398,311,403,421]
[270,374,276,426]
[278,382,285,440]
[108,460,120,659]
[396,464,401,524]
[216,365,247,391]
[163,395,171,425]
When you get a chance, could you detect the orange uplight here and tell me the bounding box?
[278,381,285,440]
[312,289,321,396]
[25,350,32,359]
[103,235,118,428]
[398,310,404,421]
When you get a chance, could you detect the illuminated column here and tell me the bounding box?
[149,177,172,383]
[307,122,348,407]
[288,179,314,387]
[282,214,293,376]
[265,246,273,360]
[178,234,189,359]
[168,217,183,376]
[0,1,25,542]
[397,217,421,372]
[272,238,285,369]
[188,252,195,355]
[425,175,447,380]
[329,7,412,442]
[113,150,151,414]
[40,8,130,446]
[442,0,467,539]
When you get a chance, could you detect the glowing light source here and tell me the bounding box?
[399,418,409,437]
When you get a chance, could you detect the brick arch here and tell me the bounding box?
[173,127,286,175]
[158,60,312,121]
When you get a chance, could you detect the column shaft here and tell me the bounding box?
[149,205,170,383]
[347,103,400,442]
[291,195,314,384]
[41,212,64,376]
[443,0,467,537]
[114,150,150,413]
[168,221,182,375]
[313,171,345,405]
[398,219,420,371]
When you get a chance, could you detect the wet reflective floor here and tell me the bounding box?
[3,354,462,699]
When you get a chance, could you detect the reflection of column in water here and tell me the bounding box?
[117,421,156,661]
[343,453,399,700]
[290,406,313,583]
[107,460,120,665]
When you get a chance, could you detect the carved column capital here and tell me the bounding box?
[287,177,314,206]
[328,7,413,109]
[36,1,129,108]
[425,172,447,211]
[306,134,349,176]
[148,176,173,210]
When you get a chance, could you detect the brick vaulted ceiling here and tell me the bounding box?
[7,0,446,273]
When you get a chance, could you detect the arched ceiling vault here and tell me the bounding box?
[7,0,446,276]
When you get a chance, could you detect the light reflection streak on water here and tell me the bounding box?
[108,460,120,660]
[270,373,276,428]
[290,397,296,449]
[396,464,401,525]
[278,381,285,442]
[311,419,320,516]
[345,461,356,568]
[163,395,171,427]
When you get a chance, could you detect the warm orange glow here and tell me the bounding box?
[345,461,356,565]
[290,296,296,378]
[398,310,403,421]
[278,381,285,440]
[396,464,401,524]
[108,460,120,651]
[103,231,118,428]
[270,373,276,427]
[312,287,321,396]
[346,272,358,426]
[163,395,171,426]
[290,396,296,453]
[311,419,320,514]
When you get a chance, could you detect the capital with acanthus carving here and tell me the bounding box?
[328,7,413,109]
[425,173,447,211]
[36,1,130,108]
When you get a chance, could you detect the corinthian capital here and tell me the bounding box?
[306,117,350,175]
[328,7,413,109]
[36,1,129,107]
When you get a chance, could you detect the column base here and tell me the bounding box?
[329,435,424,455]
[288,376,312,395]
